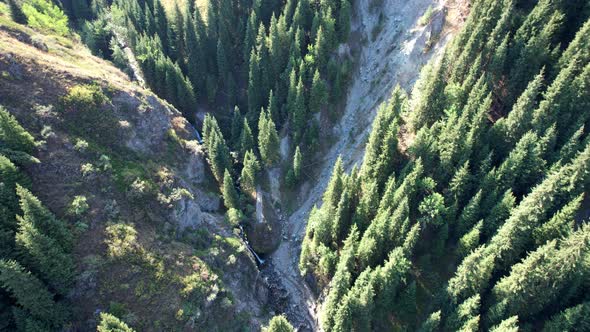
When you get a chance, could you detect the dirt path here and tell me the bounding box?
[267,0,461,330]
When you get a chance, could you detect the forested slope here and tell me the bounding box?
[300,0,590,330]
[0,3,273,330]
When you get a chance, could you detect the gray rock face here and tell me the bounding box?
[247,190,281,254]
[428,8,446,42]
[184,141,206,184]
[119,93,173,154]
[173,195,203,232]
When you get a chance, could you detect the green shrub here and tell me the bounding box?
[21,0,69,36]
[62,85,106,110]
[68,195,89,216]
[226,208,244,227]
[74,139,89,152]
[105,223,138,259]
[97,312,135,332]
[419,6,435,26]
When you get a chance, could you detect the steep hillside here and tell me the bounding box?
[300,0,590,330]
[265,0,467,329]
[0,8,271,330]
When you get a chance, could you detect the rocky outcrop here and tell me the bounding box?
[173,195,203,231]
[247,190,281,254]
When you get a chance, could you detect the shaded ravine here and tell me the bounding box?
[266,0,463,330]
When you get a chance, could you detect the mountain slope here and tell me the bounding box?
[0,10,270,330]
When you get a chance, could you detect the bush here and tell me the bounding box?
[21,0,69,36]
[74,139,89,152]
[105,223,138,259]
[226,208,244,227]
[419,6,435,26]
[62,85,106,111]
[69,195,89,216]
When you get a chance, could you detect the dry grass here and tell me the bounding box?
[0,29,134,93]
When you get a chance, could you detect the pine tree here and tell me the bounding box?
[489,225,590,323]
[457,220,483,259]
[222,169,239,210]
[267,89,280,125]
[15,215,74,295]
[314,26,329,71]
[291,77,307,141]
[418,311,442,332]
[216,38,228,82]
[16,185,72,250]
[351,179,379,232]
[447,245,495,303]
[445,294,481,331]
[203,115,232,182]
[0,259,64,327]
[321,225,359,331]
[239,118,255,157]
[240,150,260,195]
[323,156,344,210]
[97,312,135,332]
[243,10,258,68]
[402,223,421,257]
[337,0,352,43]
[265,315,294,332]
[543,302,590,332]
[533,194,581,245]
[310,69,328,114]
[230,106,243,148]
[258,110,280,166]
[0,107,36,154]
[409,59,448,131]
[248,49,262,117]
[293,146,302,180]
[490,316,519,332]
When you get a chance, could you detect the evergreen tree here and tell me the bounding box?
[97,312,135,332]
[248,50,262,117]
[314,26,329,71]
[445,294,481,332]
[489,316,519,332]
[457,220,483,258]
[533,194,582,245]
[293,146,302,181]
[222,169,239,209]
[418,311,441,332]
[15,215,74,295]
[337,0,351,43]
[543,302,590,332]
[258,110,280,166]
[239,118,255,157]
[230,106,243,148]
[265,315,294,332]
[321,225,359,331]
[240,150,260,195]
[0,107,36,155]
[16,185,72,251]
[310,69,328,114]
[0,259,64,327]
[291,77,307,141]
[489,225,590,323]
[323,157,344,210]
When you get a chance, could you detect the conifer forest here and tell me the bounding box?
[0,0,589,331]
